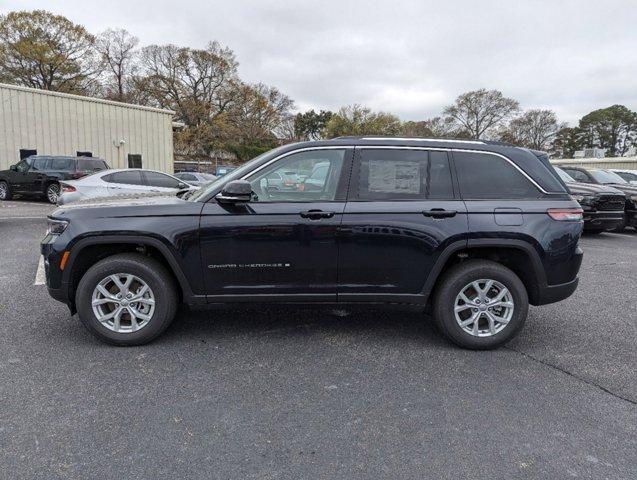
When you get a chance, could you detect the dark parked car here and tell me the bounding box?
[558,166,637,231]
[0,155,109,203]
[554,167,625,233]
[42,138,583,349]
[174,172,218,187]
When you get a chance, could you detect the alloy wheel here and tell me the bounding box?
[47,184,60,203]
[453,279,514,337]
[91,273,156,333]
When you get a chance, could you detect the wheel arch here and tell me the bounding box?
[63,235,197,311]
[424,239,546,306]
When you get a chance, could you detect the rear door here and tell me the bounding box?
[105,170,146,195]
[142,171,183,194]
[337,147,468,303]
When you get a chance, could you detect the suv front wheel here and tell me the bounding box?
[75,253,178,345]
[433,260,528,350]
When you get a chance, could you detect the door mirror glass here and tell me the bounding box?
[217,180,252,204]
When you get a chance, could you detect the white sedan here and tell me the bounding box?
[57,169,198,205]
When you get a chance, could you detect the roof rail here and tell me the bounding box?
[359,137,486,145]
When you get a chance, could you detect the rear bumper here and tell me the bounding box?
[535,245,582,306]
[535,277,579,305]
[582,210,624,231]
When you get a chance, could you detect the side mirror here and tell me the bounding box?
[9,165,17,171]
[177,182,188,189]
[216,180,252,204]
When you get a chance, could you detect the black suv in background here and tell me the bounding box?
[0,156,109,203]
[554,166,626,233]
[558,166,637,231]
[41,138,583,349]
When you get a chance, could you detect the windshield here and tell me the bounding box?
[590,169,628,184]
[554,167,575,183]
[187,146,288,202]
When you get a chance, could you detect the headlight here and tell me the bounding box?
[572,194,595,205]
[47,218,69,236]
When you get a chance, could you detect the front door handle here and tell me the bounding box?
[300,209,335,220]
[422,208,457,218]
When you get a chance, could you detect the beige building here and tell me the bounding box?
[0,82,175,172]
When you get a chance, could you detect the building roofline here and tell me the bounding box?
[0,82,175,116]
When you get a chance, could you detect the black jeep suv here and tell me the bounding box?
[41,138,584,349]
[0,155,109,203]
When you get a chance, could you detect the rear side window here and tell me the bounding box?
[78,159,109,172]
[143,171,181,188]
[355,149,454,200]
[454,152,539,199]
[49,157,74,171]
[105,170,144,185]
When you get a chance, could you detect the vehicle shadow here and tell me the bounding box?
[159,305,453,349]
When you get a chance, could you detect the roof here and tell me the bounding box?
[0,82,175,116]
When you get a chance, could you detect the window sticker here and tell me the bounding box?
[368,160,420,194]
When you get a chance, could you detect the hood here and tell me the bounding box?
[51,193,202,220]
[601,183,637,196]
[566,182,625,196]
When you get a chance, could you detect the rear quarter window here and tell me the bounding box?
[78,159,109,171]
[49,158,75,171]
[454,152,540,199]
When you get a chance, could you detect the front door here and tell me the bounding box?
[9,158,37,193]
[199,147,351,302]
[337,147,468,304]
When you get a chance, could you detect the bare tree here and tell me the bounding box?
[139,41,239,127]
[443,89,520,139]
[499,109,564,150]
[96,28,139,101]
[0,10,98,93]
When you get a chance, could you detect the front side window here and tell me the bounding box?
[31,157,48,171]
[246,149,345,202]
[15,159,30,173]
[562,169,591,183]
[354,149,453,201]
[454,152,539,199]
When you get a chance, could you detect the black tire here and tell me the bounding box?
[433,260,529,350]
[0,180,12,200]
[45,182,60,204]
[75,253,179,346]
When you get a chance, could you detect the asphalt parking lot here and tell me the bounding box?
[0,200,635,479]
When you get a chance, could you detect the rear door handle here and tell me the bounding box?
[422,208,457,218]
[300,209,335,220]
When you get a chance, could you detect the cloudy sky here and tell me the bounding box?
[2,0,636,124]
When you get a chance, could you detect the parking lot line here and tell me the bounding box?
[34,255,45,286]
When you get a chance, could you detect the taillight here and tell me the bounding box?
[61,184,76,193]
[547,208,583,221]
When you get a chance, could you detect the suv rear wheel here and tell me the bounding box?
[433,260,528,350]
[46,182,60,204]
[75,253,178,345]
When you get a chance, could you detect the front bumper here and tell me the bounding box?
[582,210,624,231]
